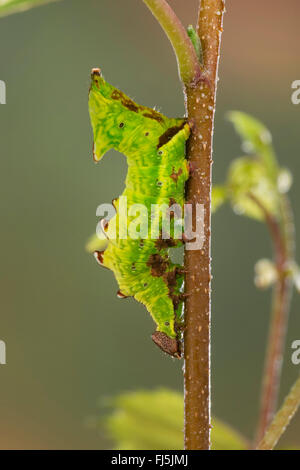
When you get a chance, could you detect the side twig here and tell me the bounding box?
[249,193,294,445]
[257,374,300,450]
[142,0,202,84]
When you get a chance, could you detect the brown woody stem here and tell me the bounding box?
[183,0,225,450]
[142,0,225,450]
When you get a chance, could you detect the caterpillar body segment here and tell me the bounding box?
[89,69,190,357]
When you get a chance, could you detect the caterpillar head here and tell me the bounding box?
[89,68,171,162]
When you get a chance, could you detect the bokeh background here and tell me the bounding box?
[0,0,299,449]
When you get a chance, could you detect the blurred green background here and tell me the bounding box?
[0,0,299,449]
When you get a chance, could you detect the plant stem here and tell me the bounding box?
[249,194,294,446]
[183,0,225,450]
[257,374,300,450]
[142,0,202,85]
[255,267,292,444]
[142,0,225,450]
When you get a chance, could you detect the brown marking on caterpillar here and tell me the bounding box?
[147,254,169,277]
[100,219,109,240]
[162,270,182,313]
[111,89,139,113]
[175,321,186,332]
[91,68,101,90]
[117,290,129,299]
[171,295,181,311]
[155,229,177,251]
[143,110,164,123]
[160,267,185,352]
[157,122,186,149]
[110,88,164,123]
[155,237,177,251]
[163,270,177,289]
[112,198,117,209]
[101,219,109,231]
[151,331,181,358]
[94,250,105,266]
[176,267,188,275]
[170,167,183,184]
[91,68,101,77]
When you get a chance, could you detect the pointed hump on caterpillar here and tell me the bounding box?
[151,331,181,359]
[89,67,188,163]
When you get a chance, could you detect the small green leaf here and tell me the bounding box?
[102,389,248,450]
[212,185,227,213]
[104,389,184,450]
[228,111,278,181]
[187,25,203,64]
[0,0,59,17]
[227,157,279,221]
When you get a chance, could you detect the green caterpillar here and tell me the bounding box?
[89,69,190,357]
